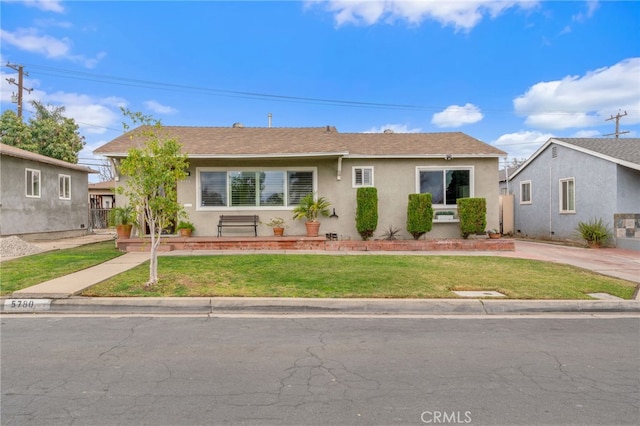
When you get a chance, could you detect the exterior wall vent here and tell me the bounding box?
[551,146,558,158]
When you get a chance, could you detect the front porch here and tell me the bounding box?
[116,235,515,252]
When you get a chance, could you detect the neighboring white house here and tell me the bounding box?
[507,137,640,250]
[95,125,506,240]
[0,143,96,240]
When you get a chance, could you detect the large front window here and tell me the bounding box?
[198,168,314,209]
[417,167,472,205]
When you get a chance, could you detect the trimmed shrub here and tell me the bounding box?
[407,193,433,240]
[356,187,378,240]
[457,198,486,238]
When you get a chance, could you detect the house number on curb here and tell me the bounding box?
[4,299,51,311]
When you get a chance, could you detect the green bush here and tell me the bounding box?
[407,193,433,240]
[457,198,486,238]
[576,218,610,246]
[356,187,378,240]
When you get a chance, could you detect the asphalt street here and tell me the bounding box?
[1,316,638,425]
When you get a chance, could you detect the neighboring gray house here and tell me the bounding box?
[508,138,640,250]
[95,126,506,240]
[0,143,96,240]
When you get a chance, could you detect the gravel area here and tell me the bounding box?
[0,236,43,258]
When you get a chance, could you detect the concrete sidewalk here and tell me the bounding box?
[3,236,639,315]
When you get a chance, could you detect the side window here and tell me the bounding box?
[559,178,575,213]
[352,166,374,188]
[26,169,41,198]
[520,180,531,204]
[59,174,71,200]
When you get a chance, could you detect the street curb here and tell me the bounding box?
[2,297,639,315]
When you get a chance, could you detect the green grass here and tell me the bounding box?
[0,241,123,295]
[82,254,637,300]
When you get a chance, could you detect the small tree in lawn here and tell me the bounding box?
[117,109,188,286]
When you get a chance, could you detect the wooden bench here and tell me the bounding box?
[217,215,259,237]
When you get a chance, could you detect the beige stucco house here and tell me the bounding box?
[94,125,506,240]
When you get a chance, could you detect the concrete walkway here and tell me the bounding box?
[3,234,639,314]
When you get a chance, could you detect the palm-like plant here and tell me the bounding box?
[292,193,331,222]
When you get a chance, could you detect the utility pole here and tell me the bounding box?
[5,62,33,120]
[604,110,630,139]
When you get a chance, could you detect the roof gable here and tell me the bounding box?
[94,126,505,158]
[510,137,640,179]
[0,143,96,174]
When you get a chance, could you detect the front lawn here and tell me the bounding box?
[82,255,637,299]
[0,241,123,295]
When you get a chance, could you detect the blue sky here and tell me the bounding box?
[1,0,639,178]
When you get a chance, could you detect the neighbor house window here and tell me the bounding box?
[417,167,472,205]
[26,169,41,198]
[352,166,374,187]
[59,174,71,200]
[559,178,575,213]
[197,168,315,209]
[520,180,531,204]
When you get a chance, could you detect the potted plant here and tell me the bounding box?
[292,193,331,237]
[487,229,501,239]
[176,220,195,237]
[264,217,286,236]
[108,205,136,239]
[576,218,610,248]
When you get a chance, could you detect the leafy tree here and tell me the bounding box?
[117,109,189,286]
[0,101,85,163]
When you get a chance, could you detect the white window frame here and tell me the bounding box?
[26,168,41,198]
[352,166,374,188]
[520,180,532,204]
[415,166,474,207]
[196,167,318,211]
[59,174,71,200]
[559,177,575,214]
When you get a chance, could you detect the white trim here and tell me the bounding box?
[415,166,474,207]
[559,177,575,214]
[352,166,374,188]
[195,166,317,211]
[58,174,71,200]
[25,168,41,198]
[519,180,532,205]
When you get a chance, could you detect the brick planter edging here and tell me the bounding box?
[119,237,514,252]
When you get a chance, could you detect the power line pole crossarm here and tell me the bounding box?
[604,110,630,139]
[5,62,33,120]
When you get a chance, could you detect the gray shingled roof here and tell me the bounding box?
[553,138,640,166]
[0,143,96,173]
[94,126,506,158]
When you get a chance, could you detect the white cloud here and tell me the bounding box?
[6,0,65,13]
[144,100,178,115]
[0,28,106,68]
[492,130,554,161]
[573,0,599,22]
[363,123,422,133]
[431,103,483,128]
[312,0,539,31]
[513,57,640,130]
[572,129,601,138]
[1,28,71,57]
